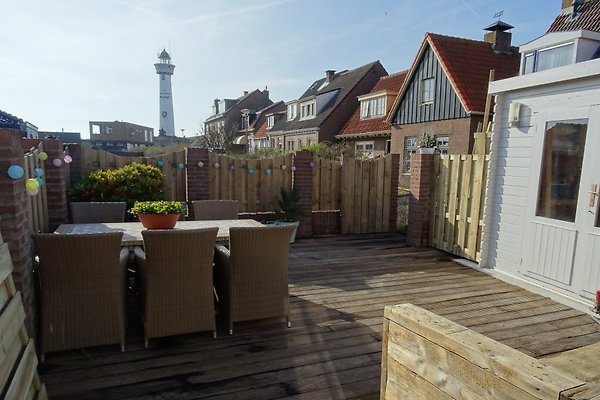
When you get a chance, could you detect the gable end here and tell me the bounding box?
[393,46,467,124]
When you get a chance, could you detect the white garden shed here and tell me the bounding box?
[482,25,600,307]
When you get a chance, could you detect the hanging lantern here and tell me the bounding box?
[53,158,63,167]
[38,152,48,161]
[156,160,164,167]
[34,168,44,178]
[63,155,73,164]
[214,162,220,168]
[197,161,204,168]
[248,167,255,175]
[177,162,185,169]
[7,165,24,180]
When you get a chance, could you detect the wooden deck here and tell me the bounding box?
[39,234,600,399]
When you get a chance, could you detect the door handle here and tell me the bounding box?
[590,183,599,208]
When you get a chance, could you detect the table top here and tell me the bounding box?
[55,219,264,246]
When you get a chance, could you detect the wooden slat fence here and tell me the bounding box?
[23,143,49,233]
[0,237,47,399]
[208,153,293,212]
[80,147,187,201]
[341,155,394,234]
[430,154,489,261]
[312,156,342,211]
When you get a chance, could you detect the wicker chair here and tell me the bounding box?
[70,202,127,223]
[135,228,218,346]
[192,200,239,220]
[214,225,295,335]
[32,232,128,359]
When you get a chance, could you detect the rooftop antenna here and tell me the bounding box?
[493,10,504,20]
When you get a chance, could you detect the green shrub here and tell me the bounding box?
[302,142,361,160]
[69,162,166,209]
[277,187,303,221]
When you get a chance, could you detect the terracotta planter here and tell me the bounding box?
[137,214,179,229]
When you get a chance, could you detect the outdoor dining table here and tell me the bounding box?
[54,219,265,246]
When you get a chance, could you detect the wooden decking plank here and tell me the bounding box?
[39,234,600,399]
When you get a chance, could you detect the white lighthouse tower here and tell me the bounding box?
[154,49,175,136]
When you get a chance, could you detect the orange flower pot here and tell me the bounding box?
[137,214,179,229]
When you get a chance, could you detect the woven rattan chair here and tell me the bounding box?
[214,225,295,335]
[135,228,219,347]
[32,232,128,359]
[192,200,239,220]
[70,202,127,223]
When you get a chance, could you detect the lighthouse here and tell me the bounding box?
[154,49,175,136]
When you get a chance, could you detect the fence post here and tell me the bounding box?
[0,128,36,337]
[186,148,210,219]
[407,153,435,247]
[388,153,400,232]
[43,138,68,230]
[293,150,313,238]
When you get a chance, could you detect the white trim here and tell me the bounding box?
[520,29,600,52]
[489,58,600,94]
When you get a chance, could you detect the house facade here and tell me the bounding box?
[388,25,520,184]
[336,70,408,158]
[88,121,154,153]
[268,61,387,151]
[481,0,600,307]
[203,89,272,151]
[248,101,286,151]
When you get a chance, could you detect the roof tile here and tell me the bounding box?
[548,0,600,33]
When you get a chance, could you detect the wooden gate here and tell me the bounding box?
[80,147,187,201]
[430,154,489,261]
[312,156,342,211]
[341,155,395,234]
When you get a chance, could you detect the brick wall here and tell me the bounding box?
[407,153,435,247]
[292,150,313,238]
[0,129,36,336]
[186,148,210,220]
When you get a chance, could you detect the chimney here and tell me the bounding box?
[213,98,220,115]
[483,21,514,54]
[262,85,269,99]
[325,70,336,83]
[243,91,249,96]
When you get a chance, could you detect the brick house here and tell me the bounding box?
[88,120,154,153]
[268,61,387,151]
[387,23,520,184]
[203,89,272,151]
[336,70,408,158]
[249,101,286,151]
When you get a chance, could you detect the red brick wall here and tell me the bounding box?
[0,129,36,336]
[388,153,400,232]
[292,150,313,238]
[390,117,477,187]
[407,153,435,247]
[185,148,210,220]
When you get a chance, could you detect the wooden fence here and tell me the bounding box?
[23,143,49,234]
[312,156,342,211]
[208,153,293,213]
[341,155,394,234]
[430,154,489,261]
[80,147,187,201]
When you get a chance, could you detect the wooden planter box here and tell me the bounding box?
[380,304,587,400]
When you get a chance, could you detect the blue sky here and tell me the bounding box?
[2,0,558,139]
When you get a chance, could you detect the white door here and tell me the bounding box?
[522,106,600,299]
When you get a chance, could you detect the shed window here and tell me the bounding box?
[536,119,587,222]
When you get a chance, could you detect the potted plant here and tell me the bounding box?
[418,133,436,154]
[129,201,183,229]
[273,187,303,243]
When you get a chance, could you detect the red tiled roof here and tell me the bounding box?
[548,0,600,33]
[426,33,520,113]
[338,71,408,137]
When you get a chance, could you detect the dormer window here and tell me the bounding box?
[267,115,275,128]
[360,96,385,119]
[300,100,316,120]
[287,103,297,121]
[522,42,574,74]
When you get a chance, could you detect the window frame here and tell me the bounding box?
[300,100,316,120]
[421,77,435,104]
[403,136,418,173]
